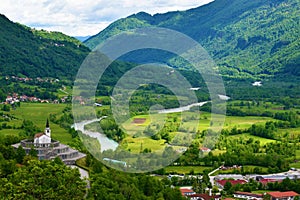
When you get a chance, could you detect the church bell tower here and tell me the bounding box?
[45,119,51,138]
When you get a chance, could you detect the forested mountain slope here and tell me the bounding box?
[85,0,300,79]
[0,14,90,79]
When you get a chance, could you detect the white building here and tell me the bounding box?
[12,119,86,165]
[233,191,263,200]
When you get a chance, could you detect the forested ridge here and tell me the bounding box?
[0,14,90,79]
[85,0,300,80]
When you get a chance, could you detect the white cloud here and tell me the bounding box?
[0,0,213,36]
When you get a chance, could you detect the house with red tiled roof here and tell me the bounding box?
[267,191,299,200]
[188,193,221,200]
[180,188,195,196]
[215,179,247,189]
[233,191,263,200]
[259,179,282,186]
[199,147,211,153]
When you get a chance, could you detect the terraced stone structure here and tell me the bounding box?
[12,120,85,165]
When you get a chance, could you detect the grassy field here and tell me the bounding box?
[252,190,272,194]
[118,111,279,153]
[2,103,72,144]
[290,162,300,168]
[277,127,300,138]
[228,133,276,145]
[290,150,300,168]
[227,100,300,114]
[122,137,166,153]
[0,129,21,136]
[223,116,274,130]
[213,165,269,175]
[164,165,212,175]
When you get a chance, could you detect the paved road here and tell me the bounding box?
[69,165,90,198]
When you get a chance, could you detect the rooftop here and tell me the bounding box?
[234,191,263,198]
[180,188,195,196]
[189,193,221,200]
[268,191,299,198]
[216,179,247,187]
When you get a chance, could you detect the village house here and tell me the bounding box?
[180,188,196,197]
[188,193,221,200]
[199,147,211,153]
[215,179,247,189]
[259,178,282,186]
[267,191,299,200]
[233,191,264,200]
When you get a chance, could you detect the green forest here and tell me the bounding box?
[85,0,300,80]
[0,0,300,199]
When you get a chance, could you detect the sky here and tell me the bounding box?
[0,0,213,37]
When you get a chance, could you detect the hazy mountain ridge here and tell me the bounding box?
[85,0,300,79]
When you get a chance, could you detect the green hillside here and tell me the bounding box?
[0,14,90,79]
[85,0,300,79]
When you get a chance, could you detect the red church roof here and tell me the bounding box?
[34,133,44,138]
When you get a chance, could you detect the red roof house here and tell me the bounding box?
[180,188,195,196]
[188,193,221,200]
[267,191,299,200]
[216,179,247,189]
[259,179,282,186]
[199,147,211,153]
[234,191,263,200]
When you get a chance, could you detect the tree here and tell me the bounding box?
[2,104,10,112]
[53,156,64,165]
[202,171,210,186]
[224,181,232,191]
[92,160,103,173]
[0,160,86,199]
[0,90,6,102]
[16,145,26,164]
[29,147,37,157]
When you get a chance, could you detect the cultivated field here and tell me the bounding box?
[1,103,72,144]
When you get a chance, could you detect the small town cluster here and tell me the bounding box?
[180,189,299,200]
[4,93,68,104]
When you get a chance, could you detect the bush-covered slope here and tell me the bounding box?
[85,0,300,79]
[0,14,90,79]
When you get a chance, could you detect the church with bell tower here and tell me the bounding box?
[12,118,86,164]
[45,119,51,138]
[33,119,52,146]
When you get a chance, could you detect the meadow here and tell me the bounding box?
[1,103,72,144]
[164,165,212,175]
[117,109,278,155]
[212,165,269,175]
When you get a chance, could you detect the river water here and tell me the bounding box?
[158,101,208,114]
[73,101,209,152]
[73,117,119,152]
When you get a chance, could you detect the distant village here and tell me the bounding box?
[4,92,69,104]
[6,75,60,83]
[3,76,70,104]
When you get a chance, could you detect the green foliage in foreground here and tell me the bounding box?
[89,172,183,200]
[0,159,86,199]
